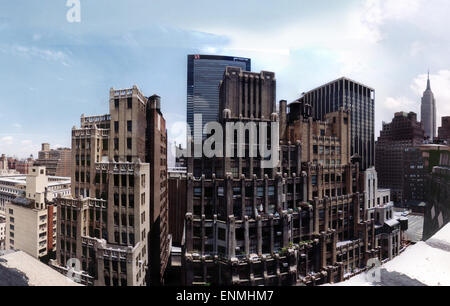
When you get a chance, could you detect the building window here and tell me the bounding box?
[257,186,264,197]
[114,121,119,133]
[114,138,119,150]
[127,98,132,109]
[313,145,318,154]
[217,187,224,197]
[114,99,119,108]
[127,138,132,150]
[102,139,108,150]
[127,121,132,132]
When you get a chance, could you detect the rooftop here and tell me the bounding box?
[0,175,70,186]
[0,250,82,286]
[327,222,450,286]
[289,76,374,106]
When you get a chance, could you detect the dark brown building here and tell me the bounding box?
[146,95,170,286]
[182,67,380,286]
[375,112,425,205]
[438,116,450,144]
[168,170,187,247]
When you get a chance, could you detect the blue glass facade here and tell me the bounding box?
[187,55,251,137]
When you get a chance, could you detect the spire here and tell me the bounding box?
[427,70,431,90]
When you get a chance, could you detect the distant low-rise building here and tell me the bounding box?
[0,172,70,217]
[34,143,72,177]
[4,166,70,260]
[0,155,19,176]
[15,156,35,174]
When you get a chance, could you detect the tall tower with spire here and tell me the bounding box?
[421,71,437,140]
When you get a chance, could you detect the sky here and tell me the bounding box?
[1,0,450,161]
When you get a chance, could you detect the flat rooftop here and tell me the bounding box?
[0,175,70,186]
[0,250,82,286]
[326,223,450,286]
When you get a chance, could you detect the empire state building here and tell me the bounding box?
[421,72,437,140]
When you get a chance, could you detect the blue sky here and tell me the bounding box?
[1,0,450,160]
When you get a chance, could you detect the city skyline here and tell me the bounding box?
[1,0,450,159]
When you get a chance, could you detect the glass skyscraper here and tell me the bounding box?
[187,55,251,138]
[293,77,375,170]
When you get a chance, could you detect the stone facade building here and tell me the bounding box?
[182,67,391,286]
[4,166,66,259]
[35,143,72,177]
[362,168,405,261]
[55,86,169,286]
[291,78,375,171]
[421,73,437,140]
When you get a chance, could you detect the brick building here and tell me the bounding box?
[15,156,35,175]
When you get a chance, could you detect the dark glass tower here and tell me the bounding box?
[187,55,251,138]
[293,77,375,170]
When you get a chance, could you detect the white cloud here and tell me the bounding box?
[12,123,22,128]
[9,45,70,66]
[20,140,33,145]
[1,136,14,145]
[0,136,41,159]
[383,96,417,111]
[32,34,42,41]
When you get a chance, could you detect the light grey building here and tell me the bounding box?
[421,72,437,140]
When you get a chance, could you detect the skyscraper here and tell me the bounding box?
[55,86,169,286]
[421,72,437,140]
[187,54,251,138]
[182,67,389,286]
[292,78,375,170]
